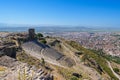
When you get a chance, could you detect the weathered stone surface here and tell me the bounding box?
[0,45,16,58]
[0,56,53,80]
[22,41,75,67]
[43,47,64,60]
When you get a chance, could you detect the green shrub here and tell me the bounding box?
[36,33,43,39]
[66,40,118,80]
[41,58,45,66]
[70,76,79,80]
[113,68,119,73]
[40,39,47,44]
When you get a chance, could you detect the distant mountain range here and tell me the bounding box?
[0,23,120,32]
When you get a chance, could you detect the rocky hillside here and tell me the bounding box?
[46,37,120,80]
[0,56,53,80]
[1,35,120,80]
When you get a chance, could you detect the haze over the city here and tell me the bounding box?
[0,0,120,28]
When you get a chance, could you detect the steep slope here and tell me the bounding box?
[46,38,101,80]
[107,61,120,79]
[0,56,53,80]
[65,40,119,80]
[1,36,119,80]
[46,38,119,80]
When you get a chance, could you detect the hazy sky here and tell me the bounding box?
[0,0,120,27]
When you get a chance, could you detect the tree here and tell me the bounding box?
[36,33,43,39]
[70,76,78,80]
[40,39,47,44]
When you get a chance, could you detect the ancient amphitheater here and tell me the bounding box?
[22,40,75,67]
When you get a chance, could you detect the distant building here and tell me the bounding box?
[28,28,35,40]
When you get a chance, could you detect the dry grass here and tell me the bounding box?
[0,66,6,71]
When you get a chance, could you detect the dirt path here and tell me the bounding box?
[107,61,120,80]
[62,42,101,80]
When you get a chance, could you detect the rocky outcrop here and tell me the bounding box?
[0,46,16,58]
[0,56,53,80]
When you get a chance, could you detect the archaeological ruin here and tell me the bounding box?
[22,28,75,67]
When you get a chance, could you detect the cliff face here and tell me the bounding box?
[22,41,76,67]
[0,46,16,58]
[4,47,16,58]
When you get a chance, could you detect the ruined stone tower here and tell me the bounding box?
[28,28,35,40]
